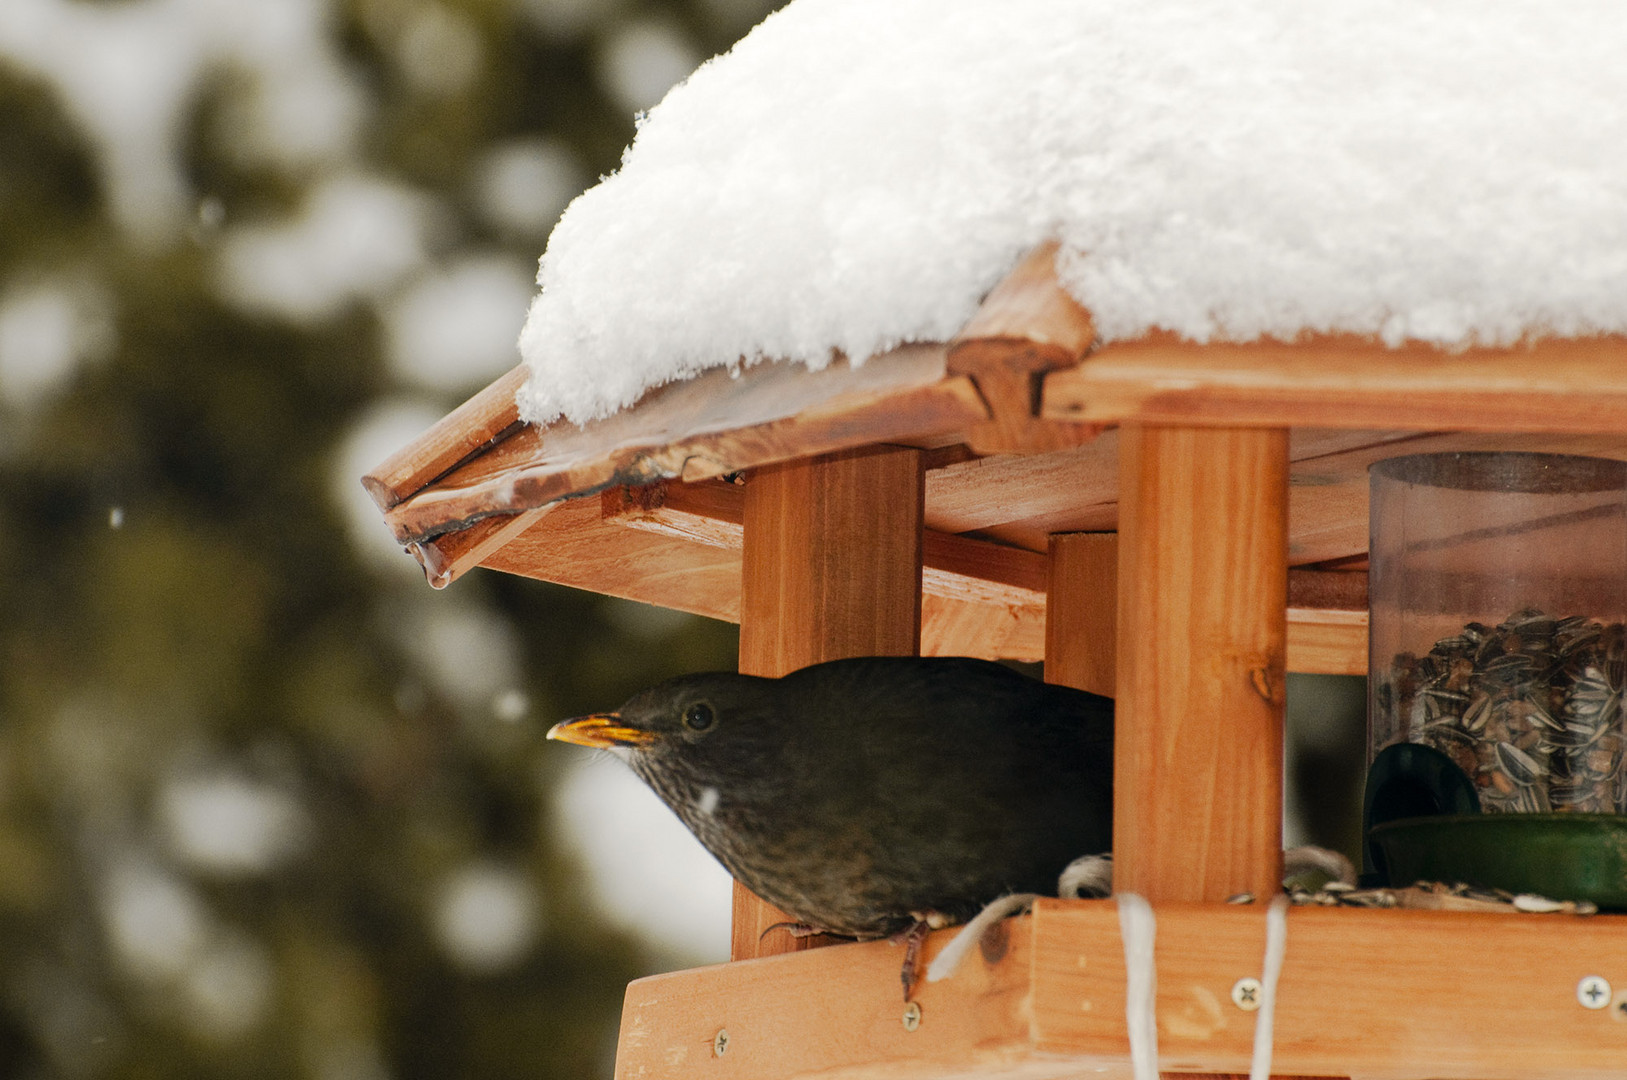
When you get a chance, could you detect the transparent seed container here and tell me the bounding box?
[1369,452,1627,814]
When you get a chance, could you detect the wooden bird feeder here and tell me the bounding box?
[366,241,1627,1078]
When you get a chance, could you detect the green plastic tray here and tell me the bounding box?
[1368,813,1627,910]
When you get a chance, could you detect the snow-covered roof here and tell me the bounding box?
[518,0,1627,426]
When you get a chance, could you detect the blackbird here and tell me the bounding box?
[547,656,1114,942]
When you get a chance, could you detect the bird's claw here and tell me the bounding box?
[893,919,933,1002]
[759,920,830,942]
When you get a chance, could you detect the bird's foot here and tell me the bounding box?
[890,917,938,1002]
[758,921,834,942]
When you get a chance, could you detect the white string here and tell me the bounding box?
[1249,894,1290,1080]
[1116,892,1158,1080]
[924,893,1037,983]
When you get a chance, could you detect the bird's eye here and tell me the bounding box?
[683,702,715,732]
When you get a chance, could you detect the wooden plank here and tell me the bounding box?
[617,920,1046,1080]
[733,447,925,961]
[924,436,1121,538]
[919,594,1045,662]
[462,478,1363,672]
[1286,430,1627,566]
[1115,426,1288,903]
[479,497,743,622]
[1284,609,1366,677]
[408,505,557,589]
[1045,333,1627,433]
[1045,533,1118,698]
[923,429,1414,556]
[361,365,528,511]
[948,243,1102,455]
[1030,900,1627,1078]
[381,344,987,545]
[607,479,1048,612]
[618,901,1627,1080]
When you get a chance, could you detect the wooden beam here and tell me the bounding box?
[947,243,1102,455]
[732,447,925,960]
[479,497,745,621]
[618,900,1627,1080]
[1044,333,1627,433]
[1045,533,1118,698]
[381,345,985,545]
[362,365,527,511]
[464,479,1361,671]
[1115,426,1288,904]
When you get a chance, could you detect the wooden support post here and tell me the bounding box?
[1114,425,1287,904]
[731,446,925,960]
[1044,532,1118,698]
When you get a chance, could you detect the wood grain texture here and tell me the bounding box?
[1044,332,1627,432]
[479,497,744,621]
[462,479,1362,672]
[382,345,986,545]
[732,447,925,961]
[948,243,1102,455]
[1114,426,1288,904]
[919,593,1046,662]
[1029,899,1627,1078]
[1045,533,1118,698]
[618,900,1627,1080]
[618,920,1041,1080]
[361,365,527,511]
[1284,608,1366,677]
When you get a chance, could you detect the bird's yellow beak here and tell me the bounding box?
[546,713,658,749]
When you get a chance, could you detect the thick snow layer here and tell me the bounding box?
[519,0,1627,425]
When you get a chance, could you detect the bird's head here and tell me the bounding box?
[547,671,777,763]
[547,671,783,819]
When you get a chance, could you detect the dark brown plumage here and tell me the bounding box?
[548,656,1114,940]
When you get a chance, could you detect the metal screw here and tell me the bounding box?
[902,1002,922,1031]
[713,1029,730,1056]
[1613,991,1627,1022]
[1231,977,1263,1012]
[1577,976,1612,1010]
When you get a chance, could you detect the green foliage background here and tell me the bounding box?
[0,2,755,1076]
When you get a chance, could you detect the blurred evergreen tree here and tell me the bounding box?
[0,1,762,1076]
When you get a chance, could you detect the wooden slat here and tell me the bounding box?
[618,919,1040,1080]
[1045,533,1118,698]
[606,479,1048,612]
[618,901,1627,1080]
[1284,608,1366,677]
[1115,426,1288,904]
[407,505,557,589]
[361,365,528,510]
[947,242,1103,455]
[382,344,987,544]
[924,437,1120,538]
[1045,332,1627,433]
[479,497,744,621]
[465,478,1363,672]
[919,593,1046,662]
[923,429,1422,557]
[732,447,925,962]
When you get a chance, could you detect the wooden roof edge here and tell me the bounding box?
[366,240,1098,526]
[947,242,1103,455]
[1045,330,1627,432]
[948,240,1096,366]
[381,348,996,546]
[361,364,529,511]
